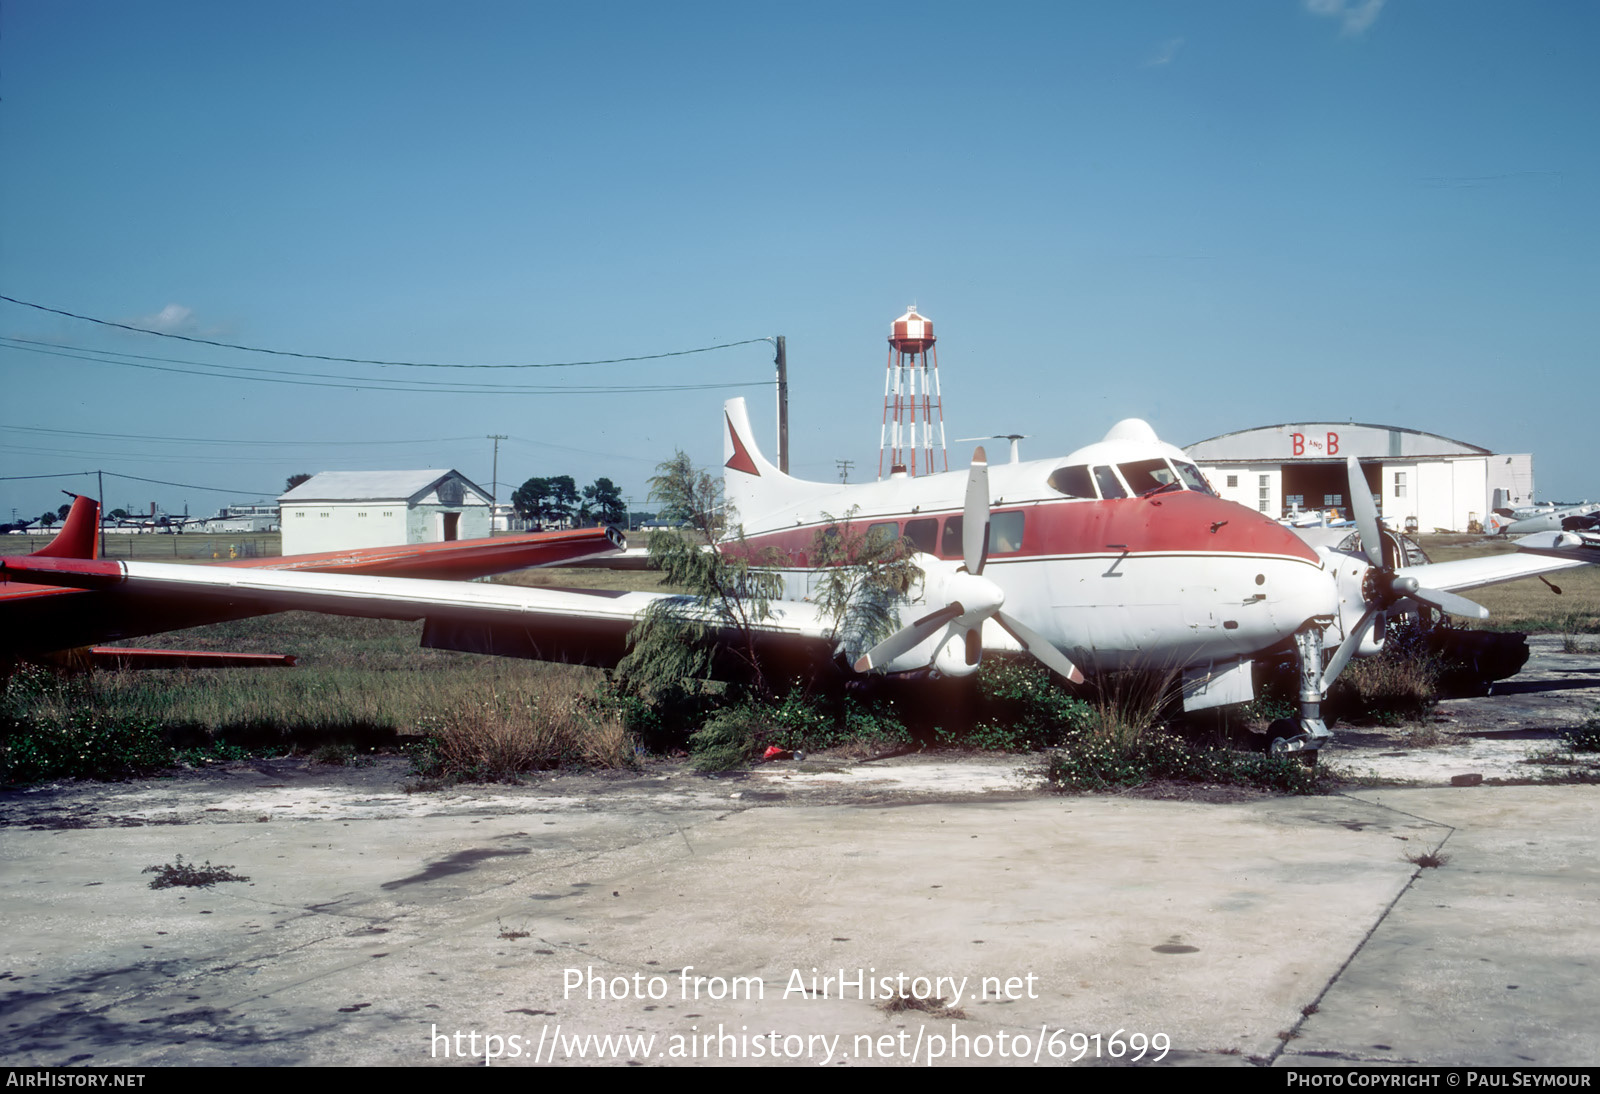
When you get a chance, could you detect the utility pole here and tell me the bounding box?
[97,469,106,558]
[487,434,508,532]
[774,335,789,474]
[835,459,853,483]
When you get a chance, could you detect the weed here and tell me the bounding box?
[407,676,636,783]
[877,994,967,1020]
[1045,731,1325,795]
[143,856,250,889]
[1301,1003,1320,1017]
[967,660,1093,750]
[1562,709,1600,753]
[496,919,531,940]
[1405,850,1451,869]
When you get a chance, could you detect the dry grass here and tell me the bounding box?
[414,672,636,780]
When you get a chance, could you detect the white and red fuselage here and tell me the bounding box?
[718,398,1335,679]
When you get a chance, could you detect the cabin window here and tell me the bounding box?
[990,511,1025,554]
[1092,466,1127,499]
[902,518,938,553]
[1047,465,1095,499]
[938,512,1025,559]
[865,522,899,546]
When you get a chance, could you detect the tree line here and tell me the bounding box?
[512,475,633,527]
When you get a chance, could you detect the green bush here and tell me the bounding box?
[966,660,1094,750]
[1044,731,1324,795]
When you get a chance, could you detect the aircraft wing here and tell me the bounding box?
[1395,532,1599,593]
[0,557,844,678]
[0,495,631,660]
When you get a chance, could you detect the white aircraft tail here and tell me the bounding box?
[722,398,833,532]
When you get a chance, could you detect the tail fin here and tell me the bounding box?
[722,398,831,533]
[31,496,100,560]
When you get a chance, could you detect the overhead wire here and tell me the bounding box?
[0,294,771,369]
[0,337,774,395]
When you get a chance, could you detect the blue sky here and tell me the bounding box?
[3,0,1596,525]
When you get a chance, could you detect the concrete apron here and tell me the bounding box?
[4,781,1593,1067]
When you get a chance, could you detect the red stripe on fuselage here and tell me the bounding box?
[721,492,1318,567]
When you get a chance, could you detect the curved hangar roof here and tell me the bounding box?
[1185,422,1491,463]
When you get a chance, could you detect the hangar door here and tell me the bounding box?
[1281,462,1381,518]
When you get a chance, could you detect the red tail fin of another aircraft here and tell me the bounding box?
[30,496,99,560]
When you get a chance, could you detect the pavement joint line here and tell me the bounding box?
[1262,792,1460,1068]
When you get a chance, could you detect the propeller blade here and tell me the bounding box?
[1405,583,1490,620]
[1321,608,1378,688]
[995,610,1084,684]
[963,446,990,575]
[1346,454,1384,568]
[853,603,962,672]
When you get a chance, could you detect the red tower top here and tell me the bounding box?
[888,306,935,354]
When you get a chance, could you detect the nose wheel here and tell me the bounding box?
[1269,626,1335,760]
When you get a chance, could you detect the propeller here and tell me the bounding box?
[1323,455,1488,686]
[854,447,1084,683]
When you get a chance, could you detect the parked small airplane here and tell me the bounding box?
[1487,501,1600,536]
[5,399,1597,756]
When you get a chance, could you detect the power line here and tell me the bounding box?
[0,337,775,395]
[2,424,485,447]
[0,294,770,369]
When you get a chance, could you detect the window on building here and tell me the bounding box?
[1226,475,1238,488]
[1323,495,1342,508]
[1287,494,1304,508]
[319,511,329,518]
[1395,472,1407,498]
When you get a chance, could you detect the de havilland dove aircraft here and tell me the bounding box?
[5,398,1598,756]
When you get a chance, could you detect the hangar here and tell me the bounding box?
[278,470,491,555]
[1183,423,1533,534]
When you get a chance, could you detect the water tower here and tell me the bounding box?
[878,306,948,478]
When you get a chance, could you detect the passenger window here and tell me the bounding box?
[990,511,1024,554]
[940,515,964,558]
[903,518,938,553]
[938,513,1024,558]
[1047,465,1095,498]
[1093,466,1127,499]
[865,522,899,548]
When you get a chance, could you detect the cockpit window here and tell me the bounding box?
[1047,465,1096,498]
[1173,461,1214,496]
[1119,459,1180,496]
[1093,465,1128,499]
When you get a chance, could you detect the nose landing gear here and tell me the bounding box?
[1269,625,1335,761]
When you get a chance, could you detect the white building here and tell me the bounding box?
[278,470,492,555]
[1184,423,1533,534]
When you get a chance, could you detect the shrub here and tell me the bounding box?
[1044,731,1323,795]
[408,677,636,783]
[966,660,1094,750]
